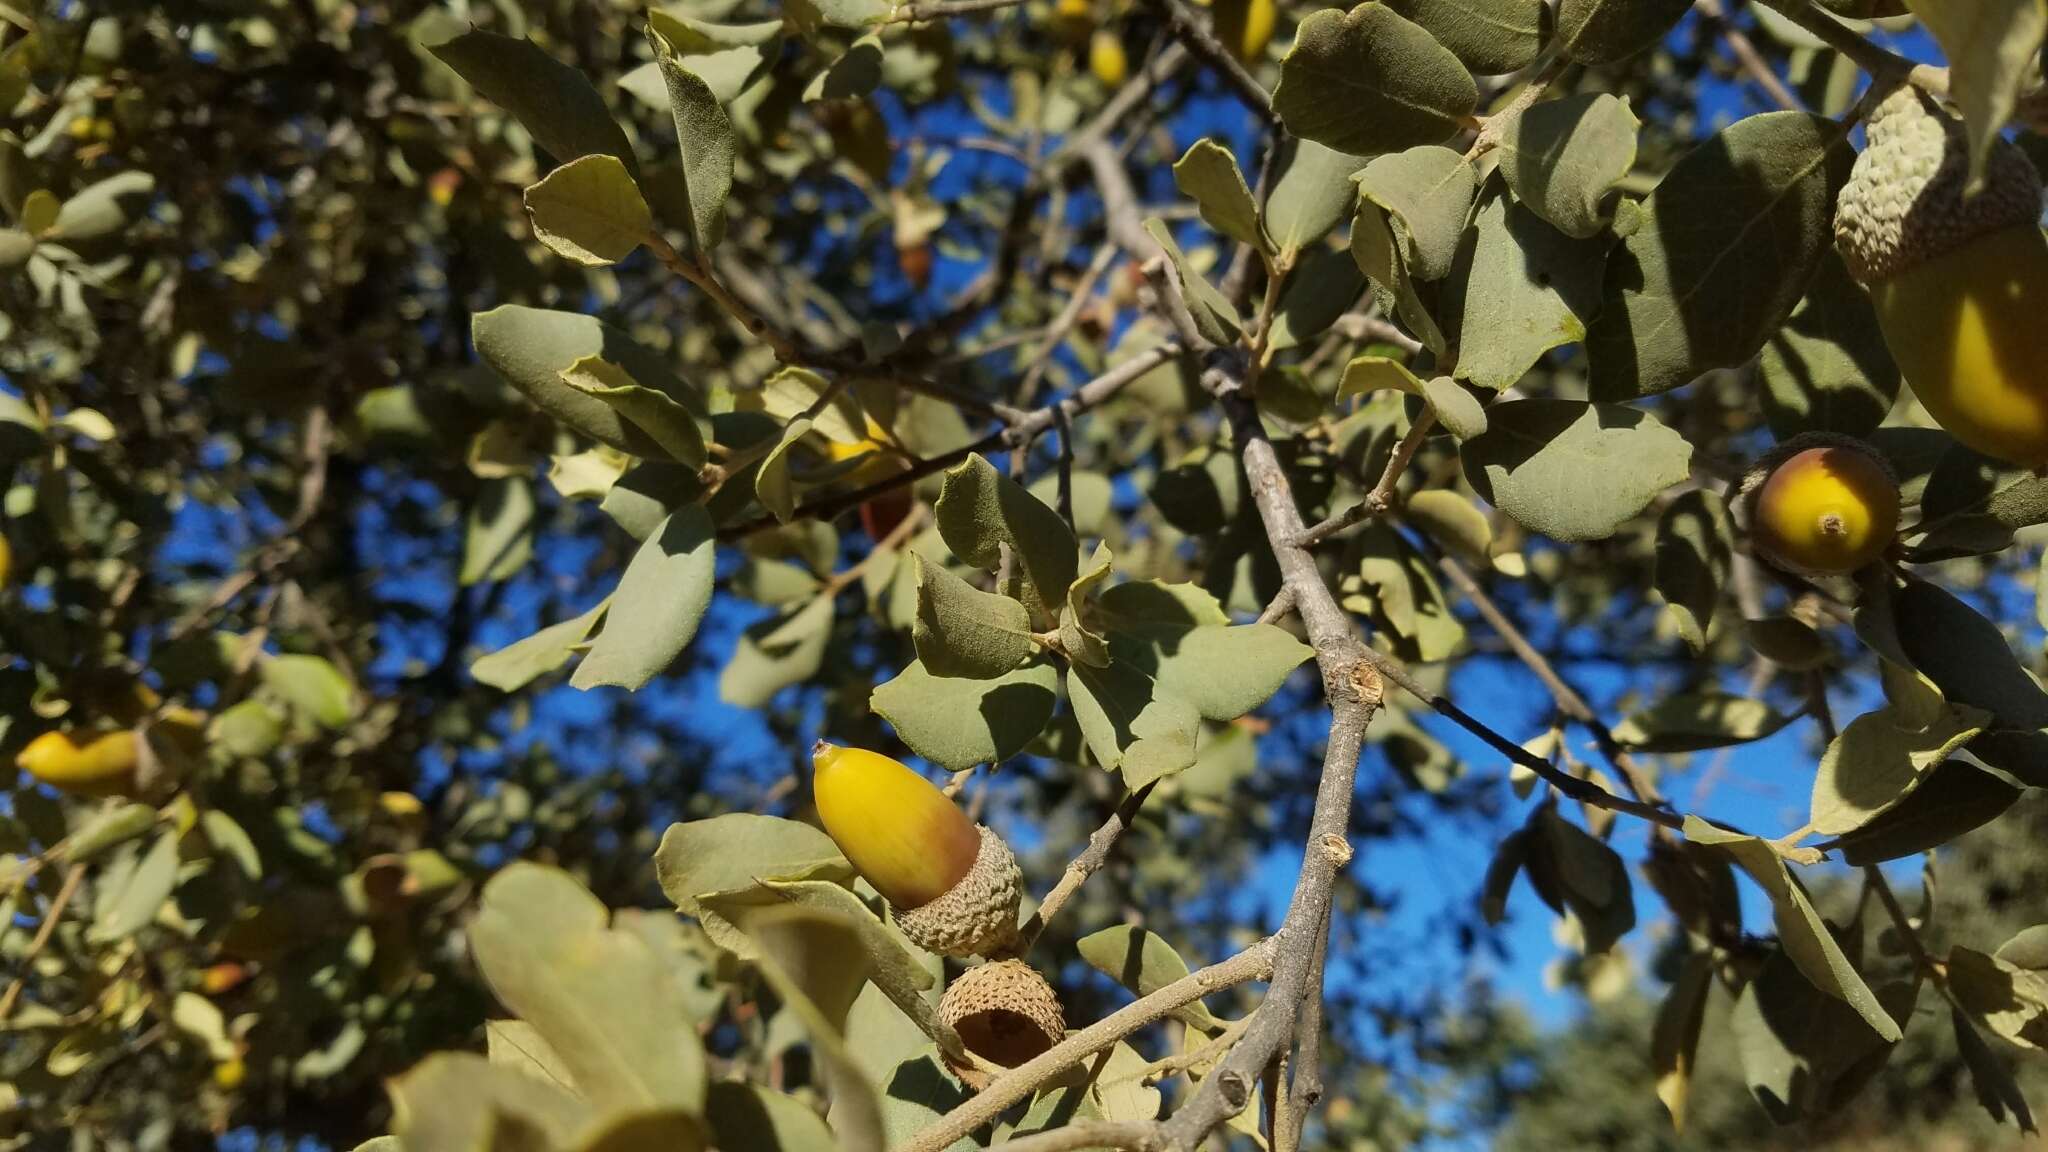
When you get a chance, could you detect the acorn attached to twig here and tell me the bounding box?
[1739,433,1899,578]
[1834,84,2048,465]
[937,958,1066,1089]
[810,741,1022,957]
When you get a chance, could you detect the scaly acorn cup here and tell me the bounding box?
[937,958,1066,1090]
[1739,433,1900,578]
[1834,85,2048,465]
[811,741,1022,957]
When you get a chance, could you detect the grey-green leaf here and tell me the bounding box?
[473,598,610,692]
[933,454,1080,621]
[1586,112,1854,401]
[1274,4,1479,157]
[1076,926,1221,1028]
[1555,0,1693,63]
[1174,139,1267,252]
[1809,703,1989,837]
[719,595,835,709]
[1264,139,1366,257]
[654,814,851,915]
[1684,817,1903,1041]
[871,658,1060,770]
[572,507,717,691]
[649,25,736,253]
[473,305,708,457]
[468,863,708,1116]
[913,554,1036,679]
[1383,0,1549,73]
[1462,400,1693,541]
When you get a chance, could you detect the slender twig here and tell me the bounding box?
[1017,782,1158,953]
[1694,0,1803,111]
[1138,0,1279,126]
[1296,408,1437,547]
[717,345,1176,539]
[1018,243,1121,406]
[1868,865,1942,981]
[1427,544,1666,806]
[902,939,1280,1152]
[1751,0,1947,95]
[987,1121,1162,1152]
[0,863,87,1023]
[647,230,802,363]
[886,0,1025,22]
[1358,640,1687,831]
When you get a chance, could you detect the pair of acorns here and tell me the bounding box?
[1740,82,2048,581]
[812,741,1064,1087]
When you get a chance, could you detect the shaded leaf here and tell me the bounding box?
[1809,703,1988,836]
[428,31,637,172]
[1758,248,1899,440]
[1143,218,1242,346]
[1264,138,1365,256]
[1684,817,1902,1040]
[1556,0,1693,63]
[1462,399,1692,541]
[913,554,1036,678]
[648,25,735,252]
[1906,0,2048,190]
[934,454,1079,621]
[473,306,707,458]
[1446,193,1607,390]
[1383,0,1548,73]
[1587,112,1854,401]
[1834,758,2023,865]
[524,154,652,266]
[1274,4,1479,156]
[1076,925,1221,1028]
[1653,488,1733,653]
[1355,145,1478,281]
[1496,92,1639,239]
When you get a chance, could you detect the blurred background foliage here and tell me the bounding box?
[1,0,2046,1149]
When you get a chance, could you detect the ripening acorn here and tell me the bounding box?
[1835,86,2048,466]
[1741,434,1899,577]
[1212,0,1276,65]
[16,729,144,797]
[811,741,1022,957]
[1088,29,1128,87]
[938,958,1066,1090]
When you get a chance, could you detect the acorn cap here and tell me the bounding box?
[1835,85,2045,284]
[894,824,1022,958]
[938,958,1066,1090]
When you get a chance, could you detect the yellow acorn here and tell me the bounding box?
[16,729,143,797]
[0,533,11,587]
[1835,86,2048,465]
[1740,434,1899,577]
[1213,0,1276,66]
[811,741,1022,957]
[938,959,1066,1090]
[1089,29,1128,87]
[212,1055,247,1091]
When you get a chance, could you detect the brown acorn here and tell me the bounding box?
[938,958,1066,1089]
[812,742,1023,957]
